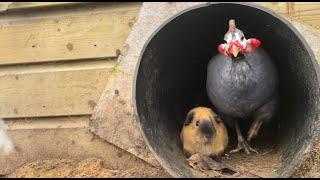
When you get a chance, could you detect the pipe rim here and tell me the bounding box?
[132,2,320,178]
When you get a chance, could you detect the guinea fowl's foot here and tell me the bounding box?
[230,139,258,155]
[231,121,258,155]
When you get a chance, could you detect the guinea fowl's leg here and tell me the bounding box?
[247,96,278,142]
[247,117,264,142]
[230,121,258,154]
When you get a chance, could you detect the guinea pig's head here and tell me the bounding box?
[183,107,222,144]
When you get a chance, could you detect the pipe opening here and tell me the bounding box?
[135,2,320,177]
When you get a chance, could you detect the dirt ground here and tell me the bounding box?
[3,143,279,178]
[6,158,171,178]
[186,149,280,178]
[4,152,278,178]
[3,125,281,178]
[6,143,279,178]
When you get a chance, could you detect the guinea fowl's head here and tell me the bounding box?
[218,19,261,58]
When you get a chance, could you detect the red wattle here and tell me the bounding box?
[248,38,261,48]
[218,44,228,56]
[218,44,225,54]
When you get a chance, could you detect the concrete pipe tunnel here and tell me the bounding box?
[134,2,320,178]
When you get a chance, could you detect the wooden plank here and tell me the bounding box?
[0,2,12,12]
[0,58,116,75]
[0,4,140,65]
[258,2,320,29]
[0,59,116,118]
[6,2,81,10]
[256,2,288,14]
[4,116,90,129]
[0,2,82,12]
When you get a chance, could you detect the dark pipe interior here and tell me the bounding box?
[135,3,320,177]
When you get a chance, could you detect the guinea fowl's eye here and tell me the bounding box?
[241,36,244,41]
[195,121,200,126]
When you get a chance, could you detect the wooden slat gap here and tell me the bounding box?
[0,58,117,76]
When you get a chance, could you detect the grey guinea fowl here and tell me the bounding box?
[206,19,279,154]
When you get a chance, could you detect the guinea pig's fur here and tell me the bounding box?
[180,107,228,158]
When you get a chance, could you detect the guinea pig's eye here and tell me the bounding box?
[195,121,200,126]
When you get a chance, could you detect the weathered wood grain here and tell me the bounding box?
[6,2,81,10]
[0,59,116,118]
[0,4,139,65]
[4,116,90,129]
[257,2,320,29]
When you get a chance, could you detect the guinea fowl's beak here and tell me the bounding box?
[231,44,240,57]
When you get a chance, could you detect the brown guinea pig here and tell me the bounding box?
[180,107,228,158]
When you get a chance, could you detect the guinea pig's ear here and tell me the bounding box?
[184,111,194,126]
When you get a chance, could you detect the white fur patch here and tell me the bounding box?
[0,118,14,155]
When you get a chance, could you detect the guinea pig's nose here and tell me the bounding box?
[200,121,214,138]
[204,134,212,139]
